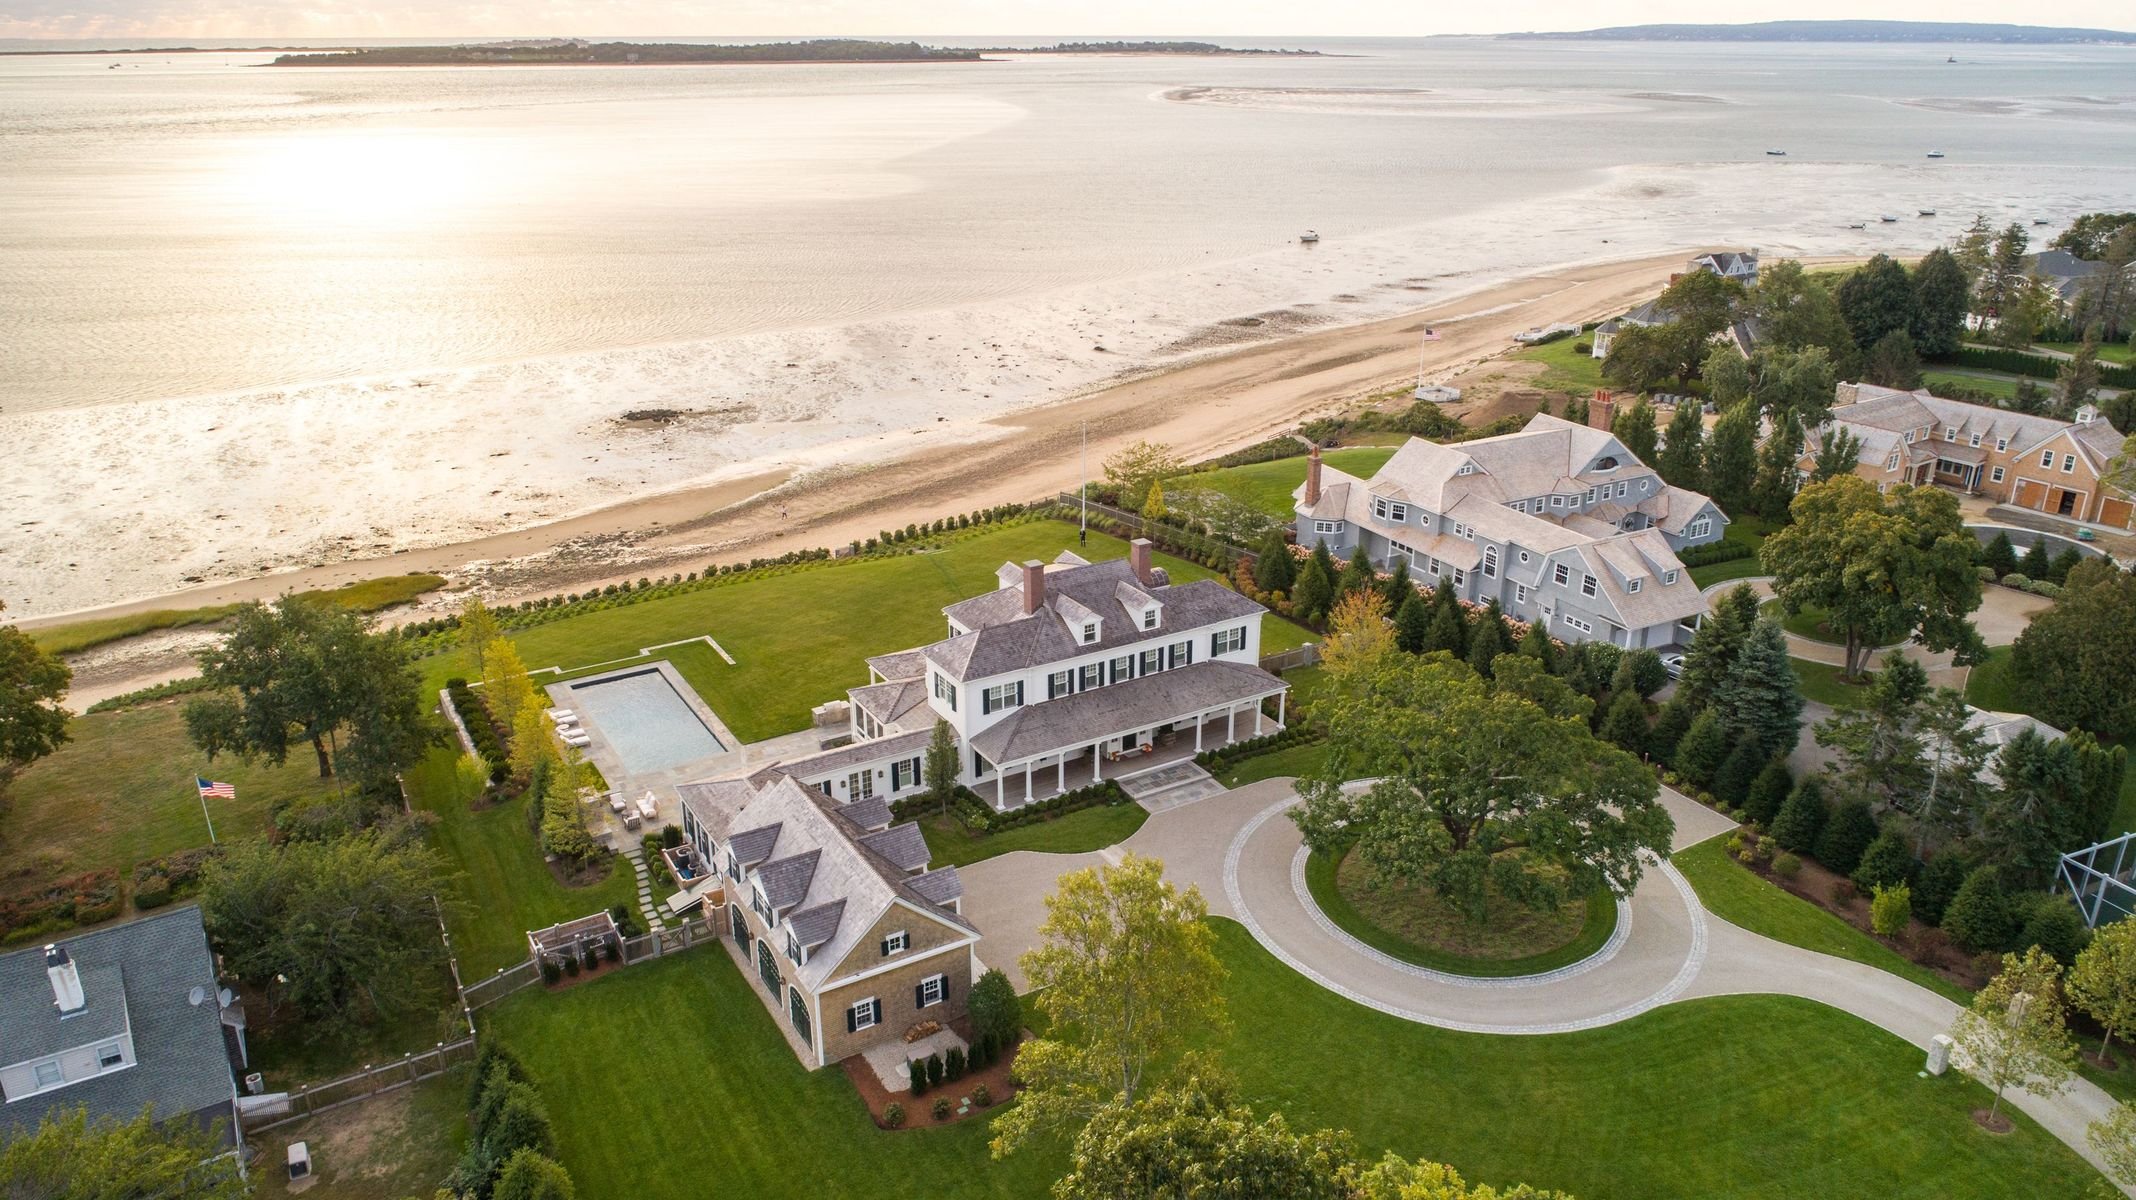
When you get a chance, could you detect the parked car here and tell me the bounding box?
[1660,652,1686,679]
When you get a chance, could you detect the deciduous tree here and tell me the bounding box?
[0,1106,248,1200]
[1753,258,1855,360]
[1953,946,2079,1125]
[1910,247,1971,356]
[2089,1100,2136,1189]
[1837,254,1916,351]
[1611,396,1660,464]
[459,595,500,678]
[1702,400,1759,517]
[1864,329,1923,389]
[1809,426,1865,484]
[1321,590,1393,684]
[1102,440,1185,510]
[1054,1077,1355,1200]
[2071,919,2136,1065]
[0,600,70,778]
[2012,554,2136,745]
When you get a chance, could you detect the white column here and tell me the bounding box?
[1227,706,1237,743]
[1255,698,1265,736]
[1092,743,1102,783]
[1194,714,1204,752]
[1024,762,1034,804]
[996,773,1005,810]
[1278,692,1286,727]
[1057,757,1066,791]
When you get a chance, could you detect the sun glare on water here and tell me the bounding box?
[218,130,496,230]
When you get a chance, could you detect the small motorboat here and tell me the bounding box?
[1765,149,1787,156]
[1918,209,1937,217]
[1298,230,1319,244]
[1880,215,1900,223]
[1926,150,1945,158]
[1848,222,1867,230]
[2033,218,2051,226]
[1947,55,1957,63]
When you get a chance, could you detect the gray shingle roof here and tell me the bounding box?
[858,824,930,873]
[848,679,931,730]
[771,729,934,784]
[0,907,235,1144]
[838,796,893,832]
[926,558,1262,683]
[970,660,1287,765]
[865,648,927,682]
[729,823,783,867]
[909,866,964,907]
[788,899,847,950]
[758,849,822,913]
[675,779,759,844]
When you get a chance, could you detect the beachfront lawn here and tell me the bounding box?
[1672,836,1969,1005]
[32,572,445,656]
[1304,848,1616,977]
[405,748,637,977]
[916,802,1148,868]
[419,521,1309,745]
[0,701,337,891]
[1513,335,1605,396]
[1168,446,1398,523]
[482,922,2103,1199]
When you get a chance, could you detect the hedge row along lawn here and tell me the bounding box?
[418,521,1315,745]
[1167,447,1399,523]
[1303,848,1617,978]
[31,572,445,656]
[481,920,2103,1200]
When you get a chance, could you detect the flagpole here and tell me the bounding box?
[1079,421,1088,544]
[195,778,218,845]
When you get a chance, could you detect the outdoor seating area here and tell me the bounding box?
[547,707,592,749]
[526,911,620,969]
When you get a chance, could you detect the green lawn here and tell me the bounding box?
[1169,447,1399,523]
[1672,836,1969,1005]
[1688,555,1767,589]
[251,1067,471,1200]
[1216,740,1329,788]
[1304,849,1616,977]
[482,923,2103,1199]
[916,803,1148,868]
[1792,658,1874,709]
[2037,341,2135,365]
[1766,599,1847,646]
[1924,370,2023,402]
[1514,335,1606,396]
[405,748,638,977]
[419,521,1307,745]
[0,701,339,892]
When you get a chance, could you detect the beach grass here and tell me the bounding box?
[422,522,1309,745]
[1169,446,1398,522]
[32,572,446,656]
[1512,335,1605,396]
[479,919,2103,1200]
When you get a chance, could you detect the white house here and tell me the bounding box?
[763,540,1288,811]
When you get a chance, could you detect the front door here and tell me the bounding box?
[2059,490,2079,516]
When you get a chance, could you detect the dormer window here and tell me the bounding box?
[1969,433,1982,447]
[786,932,803,964]
[1457,463,1476,476]
[1142,608,1159,630]
[1372,496,1409,523]
[1081,622,1098,644]
[1595,455,1619,470]
[1904,430,1915,443]
[1664,569,1680,585]
[1996,437,2008,452]
[1627,578,1643,594]
[95,1041,123,1070]
[1944,426,1957,441]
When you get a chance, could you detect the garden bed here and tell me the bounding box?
[1303,847,1617,977]
[840,1022,1026,1130]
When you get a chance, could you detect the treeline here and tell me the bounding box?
[978,41,1321,55]
[270,40,982,66]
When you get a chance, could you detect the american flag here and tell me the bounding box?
[1422,327,1441,341]
[197,777,235,800]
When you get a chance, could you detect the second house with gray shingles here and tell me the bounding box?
[1295,410,1723,651]
[764,539,1289,811]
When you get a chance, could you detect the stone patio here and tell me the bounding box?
[861,1026,968,1093]
[1116,760,1227,813]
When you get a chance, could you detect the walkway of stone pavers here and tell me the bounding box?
[618,844,668,932]
[958,777,2130,1191]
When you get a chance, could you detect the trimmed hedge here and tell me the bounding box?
[1194,725,1322,771]
[1943,346,2136,389]
[914,780,1133,836]
[445,678,510,782]
[1677,540,1755,568]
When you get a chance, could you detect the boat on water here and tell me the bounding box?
[1926,150,1945,158]
[2033,218,2052,226]
[1947,55,1957,63]
[1880,215,1900,223]
[1765,149,1787,156]
[1299,230,1319,244]
[1848,222,1867,230]
[1919,209,1937,217]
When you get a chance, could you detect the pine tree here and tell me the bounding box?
[1291,555,1334,624]
[1814,801,1880,876]
[1612,397,1661,465]
[1601,689,1649,757]
[1337,543,1377,600]
[1982,531,2018,579]
[1657,401,1706,491]
[1467,599,1508,678]
[1393,590,1431,655]
[1675,710,1729,789]
[1422,587,1468,657]
[1678,584,1759,704]
[1516,617,1558,673]
[1714,736,1765,809]
[1915,853,1971,926]
[2020,539,2053,581]
[1745,756,1793,827]
[1649,698,1700,766]
[1944,867,2015,954]
[1710,618,1804,758]
[1381,556,1414,610]
[1852,832,1919,892]
[1252,528,1296,594]
[1770,777,1829,853]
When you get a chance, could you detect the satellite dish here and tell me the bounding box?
[218,987,234,1007]
[188,986,206,1006]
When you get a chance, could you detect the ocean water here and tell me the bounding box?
[4,38,2133,615]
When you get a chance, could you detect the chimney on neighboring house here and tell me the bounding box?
[45,944,85,1015]
[1021,560,1046,615]
[1304,444,1322,507]
[1129,538,1157,587]
[1589,389,1615,432]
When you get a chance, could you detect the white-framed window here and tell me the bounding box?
[1580,574,1598,598]
[1454,523,1473,540]
[1212,627,1247,655]
[32,1060,63,1088]
[892,758,919,791]
[1904,430,1916,443]
[1519,550,1531,564]
[1991,466,2006,483]
[1457,463,1476,476]
[1373,496,1409,523]
[95,1041,123,1070]
[1168,641,1194,669]
[1140,648,1163,675]
[1142,607,1160,629]
[918,974,947,1008]
[1482,546,1498,578]
[1110,654,1135,684]
[1551,495,1566,509]
[1564,614,1594,634]
[1627,578,1642,594]
[882,929,909,956]
[981,681,1023,714]
[1512,501,1526,513]
[849,997,882,1032]
[1452,568,1466,587]
[1945,426,1957,441]
[1996,437,2008,452]
[933,674,957,712]
[1553,563,1571,586]
[1615,481,1628,498]
[2063,454,2077,473]
[848,770,874,800]
[786,932,803,964]
[1664,569,1680,586]
[2042,449,2056,467]
[1969,433,1982,447]
[1640,478,1651,493]
[1313,520,1342,535]
[1079,662,1104,691]
[1081,622,1098,644]
[1585,488,1596,503]
[1886,451,1900,470]
[1515,584,1529,603]
[1687,518,1712,539]
[1047,669,1075,699]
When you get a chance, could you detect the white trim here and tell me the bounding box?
[919,973,948,1008]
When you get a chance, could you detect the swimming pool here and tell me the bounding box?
[567,669,726,775]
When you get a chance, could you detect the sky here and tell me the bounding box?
[1,0,2132,42]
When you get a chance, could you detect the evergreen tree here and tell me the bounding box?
[1770,777,1829,853]
[1309,539,1338,581]
[1714,736,1765,809]
[1657,401,1706,491]
[1944,867,2015,955]
[1252,528,1296,594]
[1612,397,1661,465]
[1915,853,1971,927]
[1954,214,1994,283]
[2019,539,2053,581]
[1467,599,1508,679]
[1516,616,1558,673]
[1703,400,1760,516]
[1982,531,2018,579]
[1600,689,1649,757]
[1381,556,1414,610]
[1710,618,1804,758]
[1675,709,1730,789]
[1422,587,1468,657]
[1649,698,1700,766]
[1678,584,1759,705]
[1864,329,1924,389]
[1392,590,1431,655]
[2048,547,2084,587]
[1910,247,1971,356]
[2019,896,2092,967]
[1746,757,1793,827]
[1291,554,1334,624]
[1814,801,1880,876]
[1563,394,1589,425]
[1852,832,1919,892]
[1980,223,2032,321]
[1612,648,1668,701]
[1750,413,1803,519]
[1337,543,1377,600]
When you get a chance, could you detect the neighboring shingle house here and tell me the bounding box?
[1590,251,1757,359]
[2025,249,2105,306]
[769,540,1287,811]
[1689,249,1760,286]
[0,907,244,1152]
[678,773,977,1069]
[1800,383,2133,529]
[1295,409,1722,651]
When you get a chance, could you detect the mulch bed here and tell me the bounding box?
[542,955,627,991]
[1740,836,1990,993]
[840,1019,1026,1130]
[1971,1107,2015,1134]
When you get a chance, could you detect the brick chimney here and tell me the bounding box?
[1021,560,1046,615]
[1129,539,1156,587]
[1589,389,1615,432]
[1304,444,1322,507]
[45,944,85,1015]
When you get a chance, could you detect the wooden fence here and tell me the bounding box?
[1259,644,1321,673]
[240,1038,476,1134]
[461,914,719,1011]
[1051,494,1262,567]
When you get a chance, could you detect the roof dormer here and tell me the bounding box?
[1114,581,1161,631]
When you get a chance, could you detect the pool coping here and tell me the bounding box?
[546,660,741,783]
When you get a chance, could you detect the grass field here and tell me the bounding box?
[420,522,1312,745]
[405,748,638,977]
[1687,555,1767,589]
[1671,836,1969,1005]
[1513,335,1606,396]
[917,802,1148,868]
[1304,848,1617,977]
[482,921,2102,1200]
[2037,341,2135,365]
[1924,370,2024,402]
[1791,658,1874,709]
[31,573,445,656]
[0,701,340,890]
[251,1068,471,1200]
[1216,741,1330,788]
[1169,447,1399,522]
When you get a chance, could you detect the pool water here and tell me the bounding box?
[568,670,725,775]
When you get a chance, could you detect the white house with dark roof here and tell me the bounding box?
[677,773,978,1068]
[0,907,245,1153]
[764,539,1288,811]
[1295,412,1724,650]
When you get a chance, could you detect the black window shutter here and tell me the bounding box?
[940,976,952,1005]
[846,1006,857,1033]
[871,998,883,1025]
[914,983,926,1008]
[880,936,890,956]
